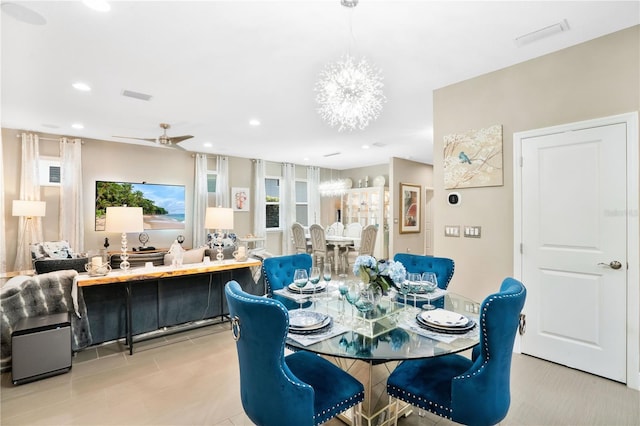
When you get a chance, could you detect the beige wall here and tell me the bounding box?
[433,26,640,303]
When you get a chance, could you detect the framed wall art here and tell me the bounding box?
[443,124,503,189]
[400,182,421,234]
[232,187,250,211]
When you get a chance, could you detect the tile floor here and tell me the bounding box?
[1,323,638,425]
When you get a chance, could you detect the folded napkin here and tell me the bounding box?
[287,322,349,347]
[397,317,479,344]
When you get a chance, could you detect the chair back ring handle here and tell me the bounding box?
[231,316,241,341]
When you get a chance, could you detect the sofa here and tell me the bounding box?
[31,240,88,274]
[1,270,92,372]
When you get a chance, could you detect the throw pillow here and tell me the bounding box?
[163,247,205,266]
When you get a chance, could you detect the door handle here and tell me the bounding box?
[598,261,622,270]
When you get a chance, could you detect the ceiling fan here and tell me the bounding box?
[113,123,193,149]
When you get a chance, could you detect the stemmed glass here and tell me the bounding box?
[293,268,308,310]
[409,273,421,310]
[399,280,412,319]
[338,279,349,321]
[322,263,332,311]
[309,266,321,309]
[345,281,361,325]
[421,272,438,310]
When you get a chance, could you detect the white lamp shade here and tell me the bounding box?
[205,207,234,230]
[105,206,144,233]
[12,200,46,217]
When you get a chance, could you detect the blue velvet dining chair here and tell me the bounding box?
[224,280,364,426]
[393,253,455,290]
[262,253,312,310]
[386,277,526,426]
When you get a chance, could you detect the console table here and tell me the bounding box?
[77,259,261,354]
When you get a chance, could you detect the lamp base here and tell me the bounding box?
[120,232,130,271]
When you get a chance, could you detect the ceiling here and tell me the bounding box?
[2,1,638,170]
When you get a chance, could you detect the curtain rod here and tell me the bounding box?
[15,134,84,143]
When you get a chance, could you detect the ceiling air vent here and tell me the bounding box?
[323,152,341,157]
[515,19,570,47]
[121,89,153,101]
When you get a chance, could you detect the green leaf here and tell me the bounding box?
[359,266,371,284]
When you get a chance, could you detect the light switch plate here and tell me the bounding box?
[464,226,482,238]
[445,225,460,237]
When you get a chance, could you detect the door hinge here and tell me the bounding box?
[520,243,523,254]
[519,156,523,167]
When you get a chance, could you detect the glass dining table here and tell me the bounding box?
[279,285,481,426]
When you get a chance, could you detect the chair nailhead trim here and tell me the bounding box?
[314,391,365,425]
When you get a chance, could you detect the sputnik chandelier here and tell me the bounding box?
[315,0,386,132]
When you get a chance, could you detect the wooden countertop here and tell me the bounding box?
[76,258,261,287]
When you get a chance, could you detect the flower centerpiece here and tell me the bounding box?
[353,255,406,294]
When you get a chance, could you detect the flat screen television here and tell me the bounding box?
[95,181,185,231]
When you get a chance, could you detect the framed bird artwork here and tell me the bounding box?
[443,124,503,189]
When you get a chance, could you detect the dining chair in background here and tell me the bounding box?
[309,224,346,271]
[262,253,312,310]
[225,280,364,426]
[291,222,311,254]
[344,222,363,266]
[393,253,455,290]
[386,277,527,426]
[358,224,378,257]
[326,221,345,237]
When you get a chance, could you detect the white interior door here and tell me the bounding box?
[520,123,627,382]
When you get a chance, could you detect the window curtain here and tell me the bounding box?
[59,137,84,253]
[14,133,43,271]
[192,153,208,248]
[281,163,296,254]
[307,166,321,225]
[253,159,266,239]
[216,156,230,208]
[0,132,5,273]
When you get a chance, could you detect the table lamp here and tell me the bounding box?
[105,206,144,271]
[205,207,234,262]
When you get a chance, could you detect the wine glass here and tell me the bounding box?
[409,273,421,309]
[421,272,438,310]
[293,268,308,310]
[323,263,332,284]
[338,279,349,321]
[400,280,411,315]
[355,287,375,317]
[345,281,361,324]
[309,266,321,309]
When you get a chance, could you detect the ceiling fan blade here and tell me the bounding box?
[112,135,157,143]
[169,135,194,144]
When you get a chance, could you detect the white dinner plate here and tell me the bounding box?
[289,310,329,329]
[287,282,327,294]
[420,309,469,327]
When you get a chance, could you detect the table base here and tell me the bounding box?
[329,357,412,426]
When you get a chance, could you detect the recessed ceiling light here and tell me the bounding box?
[203,142,213,148]
[72,82,91,92]
[249,119,261,127]
[303,157,309,162]
[71,123,84,129]
[82,0,111,12]
[361,145,370,149]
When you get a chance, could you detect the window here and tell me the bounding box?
[265,177,280,229]
[295,180,308,226]
[207,172,217,206]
